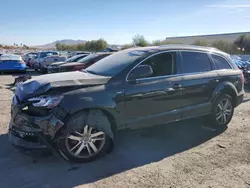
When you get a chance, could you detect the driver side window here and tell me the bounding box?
[141,52,176,78]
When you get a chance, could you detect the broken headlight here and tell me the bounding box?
[28,95,63,108]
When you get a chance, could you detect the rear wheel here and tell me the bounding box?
[210,94,234,127]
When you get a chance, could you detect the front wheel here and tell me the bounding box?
[210,94,234,127]
[58,116,112,163]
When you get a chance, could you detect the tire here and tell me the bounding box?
[210,94,234,127]
[57,111,113,163]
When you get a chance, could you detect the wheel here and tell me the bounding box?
[57,112,112,163]
[210,94,234,127]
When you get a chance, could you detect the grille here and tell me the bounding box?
[10,127,38,143]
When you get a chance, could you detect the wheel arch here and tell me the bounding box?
[61,107,119,140]
[211,81,238,107]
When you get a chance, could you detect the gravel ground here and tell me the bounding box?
[0,73,250,188]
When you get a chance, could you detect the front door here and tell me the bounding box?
[123,51,183,129]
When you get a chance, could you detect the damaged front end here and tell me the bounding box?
[9,85,68,159]
[8,71,111,160]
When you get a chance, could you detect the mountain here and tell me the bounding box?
[34,39,86,49]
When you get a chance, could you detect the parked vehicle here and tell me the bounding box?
[33,51,59,72]
[9,45,244,162]
[68,51,90,58]
[29,56,38,69]
[48,54,90,73]
[58,52,112,73]
[0,54,26,73]
[233,59,250,85]
[22,52,38,67]
[43,55,66,72]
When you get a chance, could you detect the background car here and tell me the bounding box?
[0,54,26,73]
[58,52,112,73]
[22,52,38,67]
[43,55,66,72]
[68,51,90,58]
[48,53,91,73]
[33,51,59,72]
[233,59,250,85]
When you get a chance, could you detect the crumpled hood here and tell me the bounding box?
[15,71,110,101]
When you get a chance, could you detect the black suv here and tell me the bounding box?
[9,45,244,162]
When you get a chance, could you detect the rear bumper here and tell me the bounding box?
[0,68,26,72]
[235,91,244,107]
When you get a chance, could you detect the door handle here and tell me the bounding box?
[172,84,182,89]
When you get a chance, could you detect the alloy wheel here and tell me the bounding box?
[65,125,106,158]
[215,98,233,125]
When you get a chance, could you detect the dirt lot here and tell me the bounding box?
[0,73,250,188]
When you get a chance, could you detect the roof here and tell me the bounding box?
[124,44,226,55]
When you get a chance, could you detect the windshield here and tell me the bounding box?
[65,54,87,62]
[77,54,98,63]
[85,49,149,76]
[0,54,22,61]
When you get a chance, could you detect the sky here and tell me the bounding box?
[0,0,249,46]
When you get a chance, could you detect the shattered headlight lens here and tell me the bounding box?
[28,95,63,108]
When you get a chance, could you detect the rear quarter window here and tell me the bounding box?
[211,54,232,70]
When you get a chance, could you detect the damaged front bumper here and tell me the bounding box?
[8,96,65,150]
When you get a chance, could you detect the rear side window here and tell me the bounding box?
[181,52,212,73]
[211,54,232,70]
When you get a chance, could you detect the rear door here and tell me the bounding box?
[123,51,183,128]
[180,51,220,118]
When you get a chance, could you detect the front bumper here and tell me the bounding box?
[9,127,47,149]
[9,100,65,150]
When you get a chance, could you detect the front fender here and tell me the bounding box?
[211,81,238,104]
[59,87,123,130]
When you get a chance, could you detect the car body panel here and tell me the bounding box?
[123,74,183,129]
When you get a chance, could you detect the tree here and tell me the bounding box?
[234,34,246,51]
[192,40,208,46]
[151,40,162,46]
[94,39,108,51]
[56,43,62,50]
[132,34,148,47]
[211,40,239,54]
[122,44,134,49]
[234,34,250,53]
